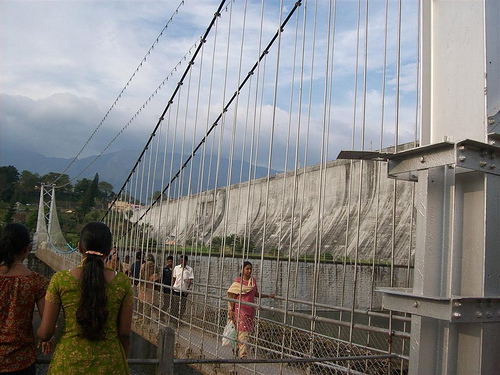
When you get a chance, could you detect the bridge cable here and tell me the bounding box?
[102,0,230,220]
[50,0,186,187]
[106,1,304,235]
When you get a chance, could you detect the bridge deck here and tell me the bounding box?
[133,319,306,375]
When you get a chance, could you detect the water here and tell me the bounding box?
[29,254,199,375]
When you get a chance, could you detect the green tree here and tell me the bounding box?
[89,174,99,207]
[98,181,114,201]
[0,166,19,202]
[74,179,92,198]
[41,173,73,200]
[74,178,92,222]
[16,170,41,204]
[26,210,38,232]
[76,174,100,222]
[3,203,15,223]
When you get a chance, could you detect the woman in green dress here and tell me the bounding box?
[37,222,133,374]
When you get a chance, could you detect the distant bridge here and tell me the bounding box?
[34,1,499,374]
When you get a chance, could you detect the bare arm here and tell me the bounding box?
[255,292,276,298]
[37,300,60,342]
[36,296,54,354]
[227,292,237,321]
[36,296,45,320]
[118,303,133,357]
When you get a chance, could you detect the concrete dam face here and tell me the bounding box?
[134,152,416,265]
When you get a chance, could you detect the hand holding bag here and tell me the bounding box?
[222,320,236,347]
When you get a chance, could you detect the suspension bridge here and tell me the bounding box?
[32,0,499,374]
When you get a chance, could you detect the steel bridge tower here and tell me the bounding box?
[380,1,500,374]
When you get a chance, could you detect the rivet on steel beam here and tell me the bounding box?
[454,301,462,307]
[459,155,466,162]
[459,145,466,151]
[488,118,495,125]
[453,312,461,319]
[420,156,425,163]
[480,161,487,167]
[413,301,419,308]
[476,312,483,319]
[482,150,489,157]
[486,312,492,319]
[491,164,496,170]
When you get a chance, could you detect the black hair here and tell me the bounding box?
[167,255,173,261]
[0,223,30,268]
[239,261,253,277]
[75,222,112,341]
[180,254,188,262]
[135,251,142,260]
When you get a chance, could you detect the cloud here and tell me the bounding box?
[1,92,133,157]
[1,0,420,179]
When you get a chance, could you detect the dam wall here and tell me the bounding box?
[133,147,416,264]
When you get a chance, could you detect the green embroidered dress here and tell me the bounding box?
[45,270,133,374]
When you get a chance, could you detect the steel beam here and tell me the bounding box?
[400,1,500,373]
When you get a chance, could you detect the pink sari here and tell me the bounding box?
[229,276,258,332]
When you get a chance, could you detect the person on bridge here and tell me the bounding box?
[106,247,124,273]
[0,223,52,374]
[227,261,276,359]
[37,222,133,374]
[160,255,174,321]
[137,253,160,323]
[171,254,194,323]
[129,250,143,285]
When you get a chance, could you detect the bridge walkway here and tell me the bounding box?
[133,318,305,375]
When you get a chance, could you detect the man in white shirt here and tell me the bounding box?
[171,255,194,322]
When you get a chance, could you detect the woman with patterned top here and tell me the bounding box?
[227,261,275,359]
[0,223,51,374]
[37,222,133,374]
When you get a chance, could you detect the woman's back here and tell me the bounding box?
[45,270,132,374]
[0,269,48,372]
[38,222,133,375]
[0,222,49,373]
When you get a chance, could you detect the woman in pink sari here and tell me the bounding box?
[227,261,275,359]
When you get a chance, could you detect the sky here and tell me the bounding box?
[1,0,420,176]
[1,1,218,158]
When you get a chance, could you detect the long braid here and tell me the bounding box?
[75,222,111,341]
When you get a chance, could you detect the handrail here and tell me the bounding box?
[36,325,402,375]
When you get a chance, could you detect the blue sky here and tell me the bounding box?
[1,0,420,173]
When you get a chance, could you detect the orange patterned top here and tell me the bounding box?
[0,271,49,372]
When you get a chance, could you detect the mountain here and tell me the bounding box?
[0,145,279,198]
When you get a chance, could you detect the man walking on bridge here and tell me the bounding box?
[161,255,173,321]
[171,255,194,323]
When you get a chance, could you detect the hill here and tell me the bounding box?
[0,145,278,196]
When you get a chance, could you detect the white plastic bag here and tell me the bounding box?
[222,320,236,347]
